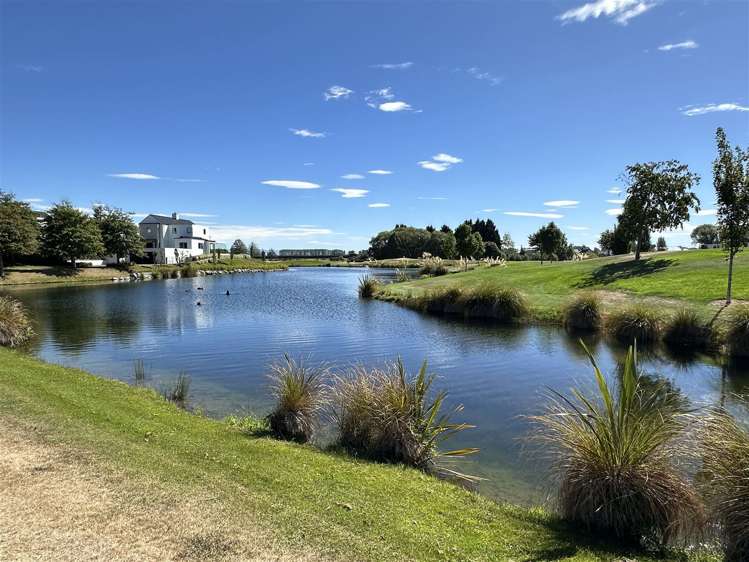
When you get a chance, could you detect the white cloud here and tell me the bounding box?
[697,209,717,216]
[210,224,333,243]
[173,178,205,183]
[303,162,315,166]
[331,188,369,199]
[371,62,414,70]
[605,208,624,216]
[480,208,497,213]
[341,173,365,180]
[606,199,626,204]
[22,197,44,203]
[681,103,749,116]
[368,203,390,208]
[17,64,44,72]
[323,85,353,101]
[109,173,160,180]
[417,196,448,200]
[544,200,579,208]
[368,169,392,175]
[607,187,622,194]
[290,128,326,138]
[557,0,656,25]
[178,212,218,218]
[504,211,565,219]
[379,101,413,112]
[261,180,321,190]
[466,67,502,86]
[418,153,463,172]
[658,40,698,51]
[567,226,590,231]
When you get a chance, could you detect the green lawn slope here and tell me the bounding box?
[0,348,717,561]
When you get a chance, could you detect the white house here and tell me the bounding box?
[139,213,215,264]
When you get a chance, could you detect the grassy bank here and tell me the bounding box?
[379,250,748,324]
[0,348,716,561]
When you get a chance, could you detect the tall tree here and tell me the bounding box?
[690,224,720,247]
[0,192,40,277]
[656,236,667,251]
[455,222,483,258]
[528,222,567,264]
[713,127,749,303]
[501,232,515,251]
[41,202,103,267]
[618,161,700,261]
[466,218,501,245]
[92,205,143,263]
[230,239,248,255]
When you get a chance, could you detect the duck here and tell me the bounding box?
[196,301,202,306]
[225,290,230,296]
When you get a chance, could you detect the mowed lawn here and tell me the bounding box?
[381,250,748,320]
[0,348,718,561]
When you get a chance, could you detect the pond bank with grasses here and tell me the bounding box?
[0,347,723,561]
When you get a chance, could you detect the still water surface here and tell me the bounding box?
[13,268,749,503]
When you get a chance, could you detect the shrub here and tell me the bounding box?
[357,275,380,298]
[698,397,749,561]
[663,308,712,350]
[394,268,410,283]
[606,305,662,344]
[461,284,528,323]
[530,344,704,544]
[725,304,749,358]
[0,296,34,348]
[331,359,478,482]
[563,293,602,332]
[266,355,327,443]
[163,372,191,407]
[180,263,198,278]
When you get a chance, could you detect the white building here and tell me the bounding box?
[139,213,215,264]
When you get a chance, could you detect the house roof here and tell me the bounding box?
[139,214,194,226]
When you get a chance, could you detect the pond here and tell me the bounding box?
[11,267,749,504]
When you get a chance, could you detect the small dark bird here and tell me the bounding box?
[197,287,204,290]
[226,290,230,296]
[196,301,202,306]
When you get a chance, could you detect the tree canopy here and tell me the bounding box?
[230,239,248,255]
[0,192,40,276]
[528,222,568,263]
[41,202,104,267]
[93,205,143,262]
[690,224,720,247]
[455,223,484,258]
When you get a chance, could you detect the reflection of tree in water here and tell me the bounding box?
[719,359,749,413]
[559,332,602,359]
[613,360,691,414]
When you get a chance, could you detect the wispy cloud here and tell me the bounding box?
[22,197,44,203]
[607,187,622,194]
[418,153,463,172]
[606,199,626,204]
[178,212,217,218]
[544,200,578,208]
[261,180,321,190]
[504,211,564,219]
[567,226,590,231]
[697,209,717,216]
[109,173,160,180]
[341,173,365,180]
[331,188,369,199]
[290,128,326,138]
[173,178,205,183]
[17,64,44,72]
[368,203,390,208]
[680,103,749,116]
[323,85,353,101]
[466,66,502,86]
[368,169,393,175]
[211,224,333,243]
[366,88,416,112]
[557,0,657,25]
[371,62,414,70]
[417,196,448,201]
[303,162,315,166]
[606,208,624,216]
[658,40,698,51]
[480,208,497,213]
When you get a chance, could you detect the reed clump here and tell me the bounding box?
[605,304,662,344]
[358,275,380,298]
[419,256,448,277]
[724,304,749,358]
[163,372,191,408]
[460,284,528,323]
[0,296,34,348]
[662,308,712,351]
[562,293,602,332]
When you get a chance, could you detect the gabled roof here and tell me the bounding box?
[139,214,194,226]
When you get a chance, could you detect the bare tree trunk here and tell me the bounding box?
[0,253,4,278]
[727,252,734,304]
[634,231,642,261]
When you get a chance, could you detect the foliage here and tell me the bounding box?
[0,296,34,348]
[618,161,700,260]
[394,268,410,283]
[598,224,632,256]
[530,344,704,544]
[528,222,568,263]
[460,284,528,322]
[713,127,749,303]
[0,192,40,277]
[483,241,501,258]
[606,305,662,344]
[698,397,749,561]
[455,222,484,259]
[691,224,720,247]
[662,308,712,351]
[266,355,327,443]
[563,293,602,332]
[230,239,248,255]
[464,218,501,246]
[419,256,448,276]
[369,226,457,259]
[358,275,380,298]
[331,359,478,482]
[724,304,749,358]
[41,201,104,267]
[92,205,144,262]
[162,372,191,407]
[657,236,667,251]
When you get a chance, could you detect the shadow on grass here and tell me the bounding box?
[576,258,675,288]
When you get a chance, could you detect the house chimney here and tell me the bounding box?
[172,212,179,220]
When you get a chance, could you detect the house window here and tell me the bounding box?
[145,241,155,249]
[203,229,206,235]
[179,242,188,249]
[198,243,204,249]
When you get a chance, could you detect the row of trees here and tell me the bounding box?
[0,196,145,276]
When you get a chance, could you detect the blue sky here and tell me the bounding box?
[2,0,748,251]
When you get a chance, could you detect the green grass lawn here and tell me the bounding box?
[0,348,718,561]
[380,250,747,321]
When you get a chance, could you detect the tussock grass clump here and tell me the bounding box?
[331,359,478,482]
[180,263,198,278]
[417,286,464,314]
[266,355,327,443]
[698,397,749,561]
[530,344,704,545]
[725,304,749,358]
[562,293,602,332]
[394,268,410,283]
[663,308,712,351]
[605,305,662,344]
[357,275,380,298]
[0,296,34,348]
[419,256,448,277]
[163,372,191,407]
[460,284,528,323]
[133,359,146,385]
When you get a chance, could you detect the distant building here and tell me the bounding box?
[278,248,345,258]
[139,213,215,264]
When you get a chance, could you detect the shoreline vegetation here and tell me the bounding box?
[0,347,725,561]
